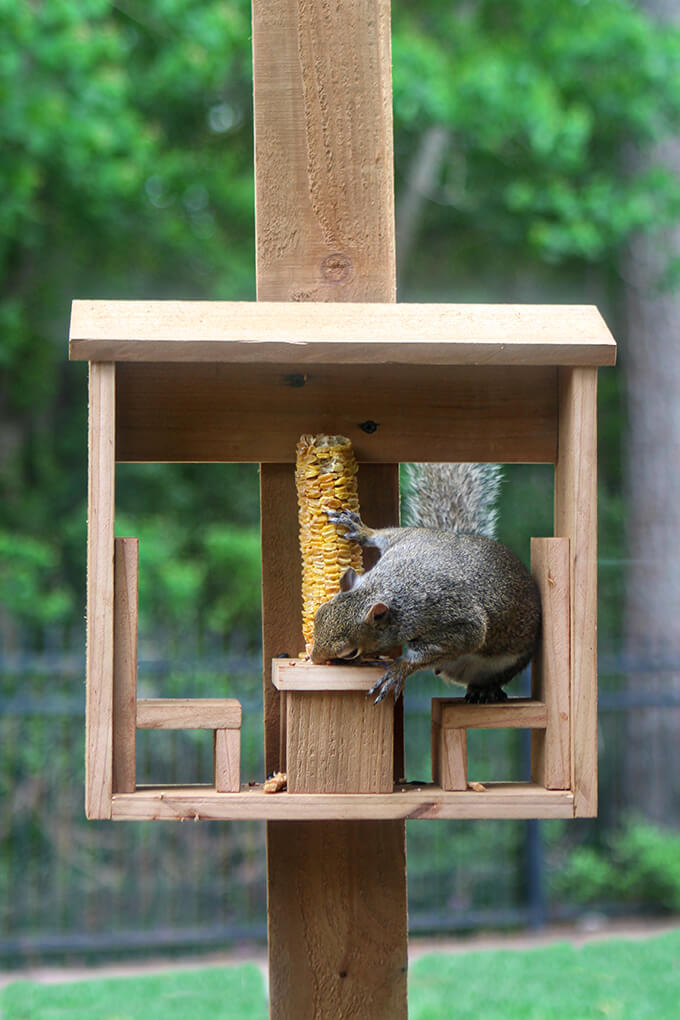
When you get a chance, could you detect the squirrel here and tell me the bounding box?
[310,463,541,704]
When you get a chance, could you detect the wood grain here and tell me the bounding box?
[433,698,549,730]
[214,729,241,793]
[113,538,138,795]
[432,723,468,791]
[531,538,571,790]
[86,363,116,819]
[555,367,598,816]
[253,3,407,1015]
[69,300,617,365]
[110,783,575,821]
[253,0,395,303]
[260,464,302,775]
[136,699,242,730]
[115,362,558,465]
[272,659,387,691]
[286,692,394,793]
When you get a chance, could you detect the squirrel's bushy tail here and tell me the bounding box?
[403,463,502,539]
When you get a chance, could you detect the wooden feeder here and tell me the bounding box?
[70,298,615,822]
[70,4,617,1016]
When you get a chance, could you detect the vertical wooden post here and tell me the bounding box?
[86,362,116,819]
[530,537,571,790]
[113,537,138,794]
[554,367,598,816]
[253,2,407,1017]
[214,728,241,793]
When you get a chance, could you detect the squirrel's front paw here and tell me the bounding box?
[368,665,405,704]
[326,508,363,542]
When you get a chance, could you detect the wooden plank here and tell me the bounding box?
[272,659,386,691]
[531,538,571,790]
[110,783,575,821]
[214,729,241,793]
[555,367,598,816]
[260,465,302,775]
[286,692,394,793]
[253,3,407,1016]
[136,699,242,730]
[115,362,558,465]
[86,362,116,820]
[113,538,138,794]
[434,698,548,730]
[69,300,617,366]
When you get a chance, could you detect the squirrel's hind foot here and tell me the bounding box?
[464,684,508,705]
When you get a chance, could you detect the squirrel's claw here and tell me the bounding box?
[464,684,508,704]
[326,508,363,541]
[369,668,404,704]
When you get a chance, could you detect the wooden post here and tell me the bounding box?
[530,537,571,790]
[113,537,138,794]
[253,2,407,1016]
[555,367,598,816]
[86,362,116,819]
[214,729,241,793]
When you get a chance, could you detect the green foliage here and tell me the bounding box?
[556,819,680,911]
[2,0,678,644]
[1,1,256,639]
[0,531,74,627]
[116,506,262,652]
[392,0,680,274]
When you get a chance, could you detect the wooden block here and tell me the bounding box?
[531,538,571,790]
[555,367,598,816]
[286,692,394,794]
[136,699,242,730]
[113,537,138,794]
[69,300,617,366]
[431,720,468,791]
[432,698,548,731]
[114,361,558,465]
[272,659,386,691]
[214,728,241,793]
[86,362,116,820]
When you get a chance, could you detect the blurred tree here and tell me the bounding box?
[0,0,257,646]
[2,0,680,663]
[622,0,680,824]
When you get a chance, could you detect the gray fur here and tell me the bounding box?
[403,463,502,539]
[312,510,540,703]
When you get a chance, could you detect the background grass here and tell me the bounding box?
[409,931,680,1019]
[1,931,678,1019]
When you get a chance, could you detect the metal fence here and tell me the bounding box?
[1,643,679,964]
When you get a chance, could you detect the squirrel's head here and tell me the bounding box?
[310,567,393,663]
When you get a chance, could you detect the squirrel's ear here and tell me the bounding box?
[340,567,360,592]
[366,602,389,625]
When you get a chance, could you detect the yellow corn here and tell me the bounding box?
[295,434,363,652]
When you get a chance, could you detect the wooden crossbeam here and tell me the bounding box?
[136,698,242,730]
[69,300,616,366]
[110,783,575,821]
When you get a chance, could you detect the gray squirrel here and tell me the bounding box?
[310,463,541,704]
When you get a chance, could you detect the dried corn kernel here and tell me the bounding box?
[296,434,363,652]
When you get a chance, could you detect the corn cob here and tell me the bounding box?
[295,434,363,652]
